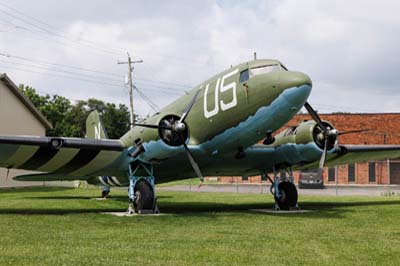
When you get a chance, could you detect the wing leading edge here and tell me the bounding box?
[278,144,400,172]
[317,145,400,168]
[209,144,400,176]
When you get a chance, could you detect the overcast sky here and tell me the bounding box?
[0,0,399,116]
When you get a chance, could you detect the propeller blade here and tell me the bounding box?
[304,102,327,132]
[179,90,201,124]
[182,143,204,185]
[317,138,328,179]
[134,123,172,130]
[338,129,371,135]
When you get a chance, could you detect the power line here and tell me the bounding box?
[0,52,194,90]
[0,52,123,78]
[0,57,189,94]
[0,0,123,54]
[0,63,124,87]
[134,85,159,112]
[1,20,124,58]
[0,2,228,69]
[0,59,123,83]
[0,63,185,96]
[0,3,125,56]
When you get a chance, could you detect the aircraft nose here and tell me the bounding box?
[279,71,312,109]
[280,71,312,89]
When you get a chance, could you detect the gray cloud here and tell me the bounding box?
[0,0,400,116]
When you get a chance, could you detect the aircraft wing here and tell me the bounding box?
[202,144,400,176]
[0,135,126,177]
[298,145,400,170]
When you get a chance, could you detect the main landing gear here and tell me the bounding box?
[264,167,299,211]
[101,185,111,198]
[127,162,159,214]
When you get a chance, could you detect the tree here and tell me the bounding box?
[19,85,130,139]
[101,103,130,139]
[19,84,50,114]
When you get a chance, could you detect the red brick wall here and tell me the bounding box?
[284,113,400,145]
[211,113,400,185]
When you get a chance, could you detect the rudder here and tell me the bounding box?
[86,110,108,139]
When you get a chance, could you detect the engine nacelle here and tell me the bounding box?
[271,120,337,150]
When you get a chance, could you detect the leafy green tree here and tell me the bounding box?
[19,85,50,114]
[101,103,130,139]
[19,85,130,139]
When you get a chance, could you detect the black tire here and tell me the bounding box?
[101,190,110,198]
[133,179,155,213]
[276,181,298,210]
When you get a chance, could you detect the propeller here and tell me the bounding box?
[304,102,336,178]
[304,102,327,132]
[304,102,369,179]
[135,90,204,185]
[338,129,371,135]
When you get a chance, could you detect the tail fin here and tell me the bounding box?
[86,110,108,139]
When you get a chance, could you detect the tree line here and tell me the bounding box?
[19,84,131,139]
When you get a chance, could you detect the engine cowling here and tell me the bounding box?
[271,120,338,150]
[157,115,189,146]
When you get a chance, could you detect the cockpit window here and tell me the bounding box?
[250,64,281,77]
[280,64,288,71]
[239,69,249,83]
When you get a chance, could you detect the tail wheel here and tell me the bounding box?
[276,181,298,210]
[133,179,155,213]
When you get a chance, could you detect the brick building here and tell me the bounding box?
[218,113,400,185]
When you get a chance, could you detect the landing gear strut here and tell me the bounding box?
[265,167,299,210]
[127,162,159,214]
[101,185,110,198]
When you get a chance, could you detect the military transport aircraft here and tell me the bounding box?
[1,59,400,213]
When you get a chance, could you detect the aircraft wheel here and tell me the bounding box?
[101,190,110,198]
[133,179,155,213]
[276,181,298,210]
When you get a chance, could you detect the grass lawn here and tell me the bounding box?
[0,187,400,266]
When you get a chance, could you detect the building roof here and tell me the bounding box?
[0,73,52,130]
[282,113,400,145]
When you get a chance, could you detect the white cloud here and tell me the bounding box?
[0,0,399,116]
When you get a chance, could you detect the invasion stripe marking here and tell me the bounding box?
[105,176,116,186]
[0,144,20,166]
[110,176,121,186]
[37,148,79,172]
[98,176,109,186]
[3,145,39,168]
[18,146,59,170]
[69,150,121,177]
[53,149,100,174]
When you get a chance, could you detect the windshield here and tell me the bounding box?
[250,64,281,77]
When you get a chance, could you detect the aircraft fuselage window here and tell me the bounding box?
[239,69,249,83]
[250,64,280,77]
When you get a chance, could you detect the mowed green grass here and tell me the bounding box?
[0,187,400,266]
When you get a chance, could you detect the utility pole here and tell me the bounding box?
[118,53,143,129]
